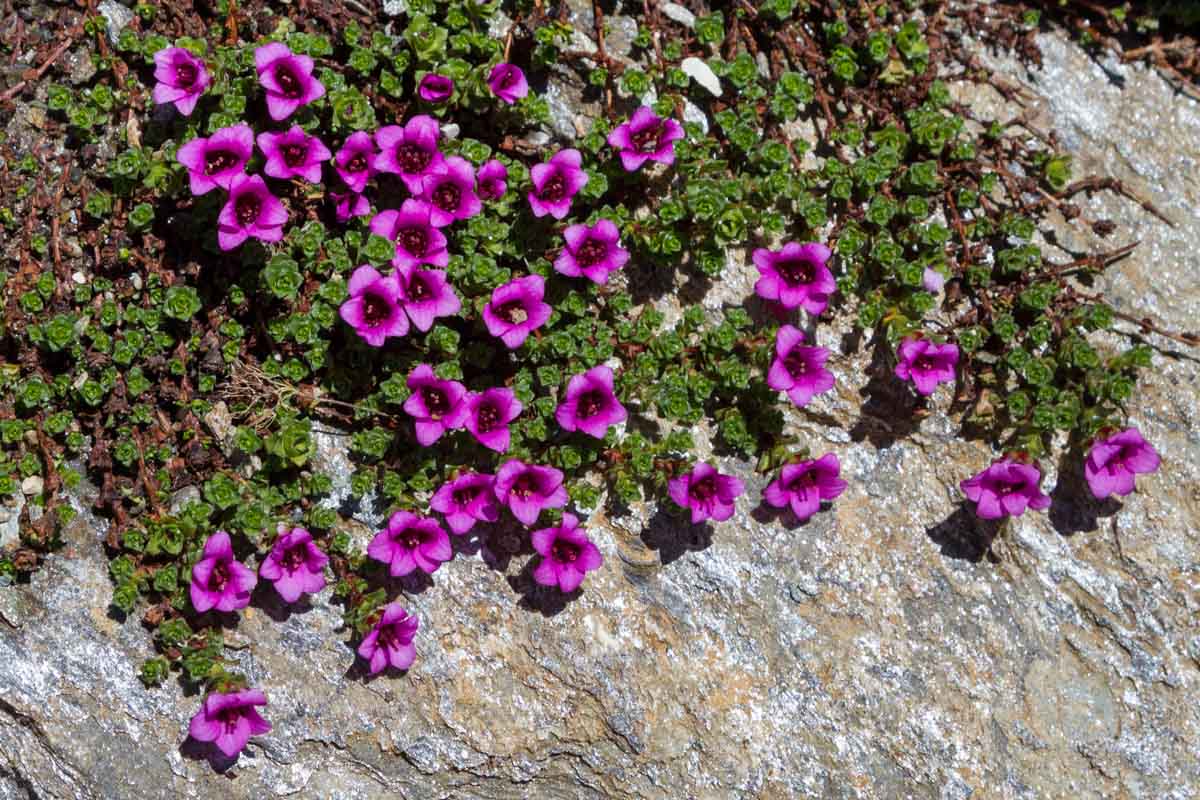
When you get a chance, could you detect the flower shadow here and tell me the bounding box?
[179,736,239,773]
[848,338,923,449]
[250,580,319,624]
[639,508,713,565]
[508,559,580,617]
[925,506,1003,563]
[750,501,824,531]
[1048,447,1123,536]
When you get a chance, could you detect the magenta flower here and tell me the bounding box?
[766,325,835,407]
[607,106,685,172]
[763,454,848,522]
[189,531,256,613]
[357,602,418,675]
[528,149,588,219]
[494,459,568,526]
[1084,428,1160,500]
[255,42,325,121]
[339,265,407,347]
[531,513,603,593]
[152,47,210,116]
[334,131,376,193]
[555,366,626,439]
[256,125,331,183]
[331,190,370,222]
[403,364,468,446]
[217,174,288,251]
[554,219,629,284]
[421,156,482,227]
[959,457,1051,520]
[258,526,328,603]
[753,242,835,315]
[187,689,271,758]
[418,73,454,103]
[369,200,448,271]
[463,388,523,453]
[374,115,445,194]
[488,63,529,104]
[367,511,452,576]
[431,472,499,535]
[477,159,508,201]
[894,337,959,396]
[668,463,745,524]
[175,123,253,195]
[482,275,552,349]
[396,264,460,332]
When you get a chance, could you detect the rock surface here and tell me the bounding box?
[3,29,1200,800]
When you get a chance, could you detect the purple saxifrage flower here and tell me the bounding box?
[189,531,256,613]
[894,337,959,396]
[554,219,629,284]
[397,264,460,332]
[607,106,685,172]
[255,42,325,121]
[339,264,407,346]
[357,602,418,675]
[421,156,482,227]
[528,149,588,220]
[176,123,253,195]
[531,513,603,593]
[463,388,523,453]
[369,200,449,271]
[753,242,835,315]
[217,174,289,251]
[188,689,271,758]
[331,190,370,222]
[763,454,848,523]
[488,63,529,104]
[767,325,835,408]
[403,363,468,446]
[959,457,1051,520]
[494,459,568,526]
[668,463,745,524]
[418,73,454,103]
[152,47,210,116]
[556,365,627,439]
[258,525,328,603]
[367,511,452,576]
[476,159,508,201]
[334,131,376,193]
[1084,427,1160,500]
[257,125,331,183]
[431,472,499,535]
[374,115,444,193]
[482,275,552,349]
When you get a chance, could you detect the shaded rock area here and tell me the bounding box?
[3,27,1200,800]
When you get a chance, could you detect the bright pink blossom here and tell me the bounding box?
[357,602,418,675]
[189,531,256,613]
[753,242,835,315]
[463,388,523,453]
[255,42,325,121]
[403,364,468,446]
[763,454,848,522]
[175,123,253,195]
[152,47,210,116]
[334,131,376,192]
[369,200,448,271]
[494,459,568,526]
[431,472,499,535]
[367,511,452,576]
[258,526,328,603]
[894,337,959,396]
[257,125,331,183]
[188,689,270,758]
[528,149,588,219]
[488,63,529,104]
[418,73,454,103]
[960,457,1051,520]
[607,106,684,171]
[1084,428,1160,500]
[554,219,629,284]
[556,365,626,439]
[421,156,482,227]
[668,463,745,524]
[373,115,444,193]
[531,513,603,592]
[477,159,508,200]
[217,174,288,251]
[339,265,407,346]
[766,325,835,407]
[482,275,552,349]
[396,264,460,332]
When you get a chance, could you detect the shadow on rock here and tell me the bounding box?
[848,340,923,449]
[250,581,318,624]
[639,508,713,565]
[1048,447,1123,536]
[926,506,1003,563]
[179,737,239,773]
[750,501,821,531]
[509,560,580,617]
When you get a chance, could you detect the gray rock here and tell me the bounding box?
[0,495,22,552]
[97,0,133,46]
[681,56,723,97]
[20,476,42,496]
[381,0,407,16]
[661,2,696,29]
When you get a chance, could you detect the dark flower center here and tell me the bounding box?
[235,194,261,226]
[407,274,431,302]
[422,386,450,418]
[576,239,607,268]
[690,476,716,502]
[497,301,527,325]
[282,143,307,167]
[551,539,580,563]
[362,291,391,326]
[783,349,809,378]
[452,486,480,507]
[398,527,428,551]
[498,69,516,89]
[576,390,605,419]
[630,123,664,154]
[432,182,461,213]
[280,544,305,572]
[513,474,538,498]
[778,257,816,286]
[176,61,198,88]
[787,471,817,492]
[204,149,239,175]
[396,143,432,174]
[218,709,243,734]
[538,173,566,202]
[346,153,367,173]
[399,226,428,256]
[275,65,303,99]
[476,402,500,433]
[208,562,229,592]
[915,355,936,372]
[1115,445,1136,465]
